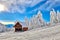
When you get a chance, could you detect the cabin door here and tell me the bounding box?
[15,28,22,32]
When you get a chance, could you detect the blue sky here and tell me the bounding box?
[0,0,60,23]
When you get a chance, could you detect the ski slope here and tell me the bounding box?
[0,24,60,40]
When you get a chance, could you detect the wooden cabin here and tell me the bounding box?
[14,22,22,32]
[14,22,28,32]
[23,27,28,31]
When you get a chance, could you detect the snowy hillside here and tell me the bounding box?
[0,23,7,32]
[0,23,14,33]
[0,23,60,40]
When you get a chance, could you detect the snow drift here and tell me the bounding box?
[0,23,14,32]
[0,23,7,32]
[0,23,60,40]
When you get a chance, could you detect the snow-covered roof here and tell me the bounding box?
[15,22,27,28]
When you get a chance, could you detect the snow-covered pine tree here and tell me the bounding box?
[29,16,35,29]
[31,15,38,29]
[29,11,46,29]
[52,9,58,23]
[50,11,55,25]
[24,16,29,27]
[57,10,60,23]
[29,20,32,30]
[37,11,45,27]
[50,9,58,25]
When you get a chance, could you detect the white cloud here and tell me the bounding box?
[0,0,60,13]
[28,0,60,14]
[46,0,60,11]
[39,0,60,11]
[30,0,44,7]
[0,0,32,13]
[0,21,15,25]
[39,0,52,10]
[0,4,7,12]
[0,0,46,13]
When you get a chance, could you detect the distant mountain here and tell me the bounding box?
[5,24,14,28]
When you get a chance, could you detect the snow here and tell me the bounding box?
[0,23,7,32]
[0,23,60,40]
[0,23,14,33]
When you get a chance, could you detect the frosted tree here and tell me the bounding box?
[29,11,46,29]
[29,17,35,29]
[30,15,38,29]
[50,11,54,24]
[29,11,47,29]
[29,14,40,29]
[53,9,58,23]
[0,23,7,32]
[50,9,58,25]
[57,10,60,23]
[24,16,29,27]
[36,11,46,27]
[29,20,33,30]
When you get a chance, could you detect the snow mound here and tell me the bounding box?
[0,23,7,32]
[0,24,60,40]
[0,23,14,32]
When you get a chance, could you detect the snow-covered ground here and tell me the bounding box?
[0,24,60,40]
